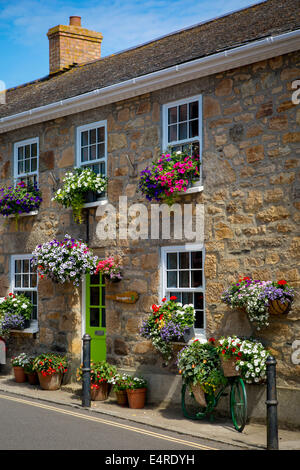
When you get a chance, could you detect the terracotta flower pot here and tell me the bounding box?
[26,371,39,385]
[127,388,147,409]
[91,382,110,401]
[37,371,62,390]
[13,366,26,383]
[115,389,128,407]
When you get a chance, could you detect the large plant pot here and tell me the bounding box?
[115,390,128,407]
[190,383,207,407]
[13,366,26,383]
[127,388,147,409]
[91,382,111,401]
[220,356,240,377]
[268,299,292,315]
[37,371,62,390]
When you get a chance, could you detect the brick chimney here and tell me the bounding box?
[47,17,103,74]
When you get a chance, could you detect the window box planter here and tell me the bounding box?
[0,182,42,227]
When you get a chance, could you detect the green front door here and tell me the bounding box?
[85,273,106,362]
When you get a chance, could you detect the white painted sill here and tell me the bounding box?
[11,324,39,334]
[83,198,108,209]
[184,185,203,195]
[7,210,38,219]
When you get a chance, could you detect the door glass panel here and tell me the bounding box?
[90,308,100,327]
[90,287,99,306]
[101,308,106,328]
[90,274,100,285]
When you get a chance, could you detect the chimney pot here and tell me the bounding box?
[69,16,81,26]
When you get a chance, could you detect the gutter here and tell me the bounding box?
[1,29,300,134]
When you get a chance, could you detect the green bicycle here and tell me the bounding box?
[181,376,247,432]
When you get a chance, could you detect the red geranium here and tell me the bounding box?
[277,280,287,285]
[170,296,177,300]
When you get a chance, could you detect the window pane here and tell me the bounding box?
[179,104,187,122]
[167,271,177,288]
[191,270,202,288]
[191,252,202,269]
[15,274,21,288]
[167,253,177,269]
[189,101,199,120]
[179,252,189,269]
[89,144,97,161]
[182,292,193,305]
[81,147,88,162]
[168,107,177,124]
[31,143,37,157]
[15,260,22,274]
[97,127,105,142]
[22,259,30,273]
[31,158,37,172]
[89,128,96,144]
[100,162,106,175]
[18,147,24,160]
[22,274,29,288]
[194,311,204,329]
[189,119,199,138]
[25,159,30,173]
[179,270,189,288]
[168,124,177,142]
[97,143,105,159]
[30,274,37,288]
[81,131,88,146]
[18,162,24,174]
[25,145,31,158]
[179,122,187,140]
[194,292,204,310]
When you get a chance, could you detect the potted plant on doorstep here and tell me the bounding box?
[0,293,33,337]
[139,150,200,205]
[52,167,107,224]
[221,277,295,330]
[111,373,130,406]
[24,356,39,385]
[31,234,98,287]
[77,361,117,401]
[11,353,30,383]
[33,353,68,390]
[140,296,195,364]
[0,181,42,228]
[176,340,226,407]
[95,257,123,282]
[126,376,148,409]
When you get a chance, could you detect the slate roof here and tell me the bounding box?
[1,0,299,119]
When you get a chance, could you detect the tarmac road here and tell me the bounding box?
[0,392,242,452]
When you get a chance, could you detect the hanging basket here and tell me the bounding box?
[268,298,292,315]
[190,383,207,407]
[220,356,240,377]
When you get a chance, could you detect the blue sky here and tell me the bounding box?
[0,0,262,89]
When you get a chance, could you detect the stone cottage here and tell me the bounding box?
[0,0,299,427]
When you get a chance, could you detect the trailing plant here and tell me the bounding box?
[140,296,195,362]
[139,150,200,205]
[31,234,98,286]
[221,277,295,330]
[0,293,33,338]
[32,353,68,377]
[0,181,42,220]
[52,168,107,223]
[95,257,123,281]
[176,340,226,394]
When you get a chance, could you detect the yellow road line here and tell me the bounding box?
[0,393,217,450]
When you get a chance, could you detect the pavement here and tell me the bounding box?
[0,373,299,451]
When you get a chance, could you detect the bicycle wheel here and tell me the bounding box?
[230,378,247,432]
[181,383,209,420]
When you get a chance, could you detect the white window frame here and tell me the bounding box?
[160,244,206,341]
[162,95,203,191]
[10,254,39,333]
[76,120,108,207]
[13,137,39,186]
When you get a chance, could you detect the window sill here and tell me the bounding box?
[83,199,108,209]
[184,185,203,195]
[11,324,39,335]
[7,210,38,219]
